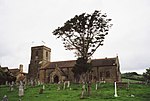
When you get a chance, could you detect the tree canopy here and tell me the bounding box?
[53,10,112,59]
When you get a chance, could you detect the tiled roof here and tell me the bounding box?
[92,58,116,67]
[42,57,117,70]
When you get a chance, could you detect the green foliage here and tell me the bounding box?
[53,10,112,58]
[0,69,7,84]
[121,72,144,81]
[0,68,16,84]
[143,68,150,83]
[72,57,92,80]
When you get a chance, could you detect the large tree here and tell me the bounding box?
[53,10,112,59]
[53,10,112,97]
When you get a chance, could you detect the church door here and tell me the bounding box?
[54,75,59,83]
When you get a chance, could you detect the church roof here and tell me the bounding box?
[9,68,20,76]
[0,67,9,72]
[41,57,118,70]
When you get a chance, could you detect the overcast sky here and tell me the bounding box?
[0,0,150,74]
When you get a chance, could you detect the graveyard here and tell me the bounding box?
[0,81,150,101]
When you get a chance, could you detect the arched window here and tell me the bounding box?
[54,75,59,83]
[106,71,110,78]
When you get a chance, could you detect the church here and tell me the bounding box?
[28,45,121,83]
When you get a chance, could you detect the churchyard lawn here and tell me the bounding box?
[0,83,150,101]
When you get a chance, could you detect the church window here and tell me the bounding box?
[106,71,110,78]
[46,51,48,57]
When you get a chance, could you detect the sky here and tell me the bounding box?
[0,0,150,74]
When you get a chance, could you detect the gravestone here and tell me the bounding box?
[127,79,130,89]
[10,84,14,91]
[5,81,8,86]
[20,81,23,86]
[19,84,24,97]
[34,79,37,85]
[43,85,45,90]
[63,81,66,90]
[80,82,86,99]
[114,82,118,97]
[12,81,15,85]
[57,81,61,91]
[95,82,98,90]
[67,81,70,88]
[30,80,33,87]
[38,81,41,85]
[2,95,8,101]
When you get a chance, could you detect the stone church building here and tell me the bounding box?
[28,45,121,83]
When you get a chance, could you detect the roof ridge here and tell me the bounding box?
[50,56,117,63]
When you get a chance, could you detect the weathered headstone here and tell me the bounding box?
[80,82,86,99]
[67,81,70,88]
[5,81,8,85]
[2,95,8,101]
[19,84,24,97]
[43,85,45,90]
[34,79,37,85]
[30,80,33,87]
[57,81,61,91]
[127,79,130,89]
[95,82,98,90]
[10,84,14,91]
[12,81,15,85]
[63,81,66,90]
[38,81,41,85]
[20,81,23,86]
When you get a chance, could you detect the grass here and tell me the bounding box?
[0,83,150,101]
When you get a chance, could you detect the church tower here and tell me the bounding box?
[28,45,51,81]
